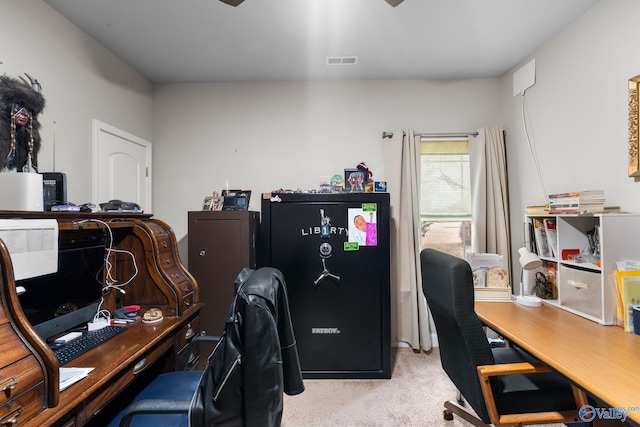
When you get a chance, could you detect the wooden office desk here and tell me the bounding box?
[0,213,202,426]
[29,306,202,426]
[475,301,640,425]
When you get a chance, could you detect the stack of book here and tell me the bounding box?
[548,190,605,214]
[525,204,550,215]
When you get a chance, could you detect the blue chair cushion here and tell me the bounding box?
[106,370,203,427]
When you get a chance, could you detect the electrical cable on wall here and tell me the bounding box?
[521,90,548,204]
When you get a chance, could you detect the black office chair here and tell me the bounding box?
[106,267,305,427]
[420,248,588,427]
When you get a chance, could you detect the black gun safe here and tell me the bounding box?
[260,192,390,379]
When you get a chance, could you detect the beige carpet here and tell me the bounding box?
[282,347,566,427]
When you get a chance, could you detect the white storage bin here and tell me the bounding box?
[559,264,603,321]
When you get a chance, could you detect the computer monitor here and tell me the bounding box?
[17,230,107,342]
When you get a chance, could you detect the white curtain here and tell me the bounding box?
[469,126,511,271]
[383,130,432,351]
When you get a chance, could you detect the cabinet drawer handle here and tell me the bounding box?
[568,279,588,289]
[185,326,195,340]
[0,377,17,393]
[162,242,168,249]
[199,250,205,256]
[0,407,22,425]
[133,358,149,375]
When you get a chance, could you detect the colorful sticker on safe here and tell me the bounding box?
[347,207,377,246]
[344,241,359,251]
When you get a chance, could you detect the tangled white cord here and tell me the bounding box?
[75,219,139,323]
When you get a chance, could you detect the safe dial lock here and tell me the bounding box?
[315,243,340,286]
[319,242,332,257]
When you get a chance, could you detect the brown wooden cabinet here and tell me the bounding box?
[187,211,259,337]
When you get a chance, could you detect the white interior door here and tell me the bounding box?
[93,120,152,212]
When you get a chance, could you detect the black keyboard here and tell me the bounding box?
[53,326,126,366]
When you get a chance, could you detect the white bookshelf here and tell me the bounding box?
[525,213,640,325]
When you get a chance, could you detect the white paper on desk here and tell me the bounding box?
[60,367,94,391]
[0,219,58,280]
[465,252,504,270]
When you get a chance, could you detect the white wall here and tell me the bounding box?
[152,79,503,244]
[503,0,640,264]
[2,1,152,205]
[9,0,640,276]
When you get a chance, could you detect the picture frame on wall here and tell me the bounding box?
[628,74,640,177]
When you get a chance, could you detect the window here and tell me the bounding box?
[420,138,471,259]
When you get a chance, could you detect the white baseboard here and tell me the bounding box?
[392,332,440,349]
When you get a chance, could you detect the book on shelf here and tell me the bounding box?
[543,218,558,258]
[548,190,605,199]
[525,204,550,215]
[532,218,551,258]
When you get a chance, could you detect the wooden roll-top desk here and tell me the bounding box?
[0,212,202,426]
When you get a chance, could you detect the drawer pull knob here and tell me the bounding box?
[0,377,17,393]
[133,358,149,375]
[0,407,22,425]
[162,242,168,249]
[199,250,205,256]
[185,326,195,340]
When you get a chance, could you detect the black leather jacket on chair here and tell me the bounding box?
[189,267,305,427]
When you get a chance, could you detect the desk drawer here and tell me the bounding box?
[0,383,46,425]
[559,264,602,320]
[83,337,174,422]
[0,324,33,370]
[0,356,44,405]
[176,316,200,351]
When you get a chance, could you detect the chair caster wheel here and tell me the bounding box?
[443,409,454,421]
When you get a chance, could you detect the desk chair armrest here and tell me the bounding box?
[119,399,191,427]
[178,334,221,371]
[478,361,551,377]
[476,362,588,427]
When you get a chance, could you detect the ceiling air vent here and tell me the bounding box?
[326,56,358,66]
